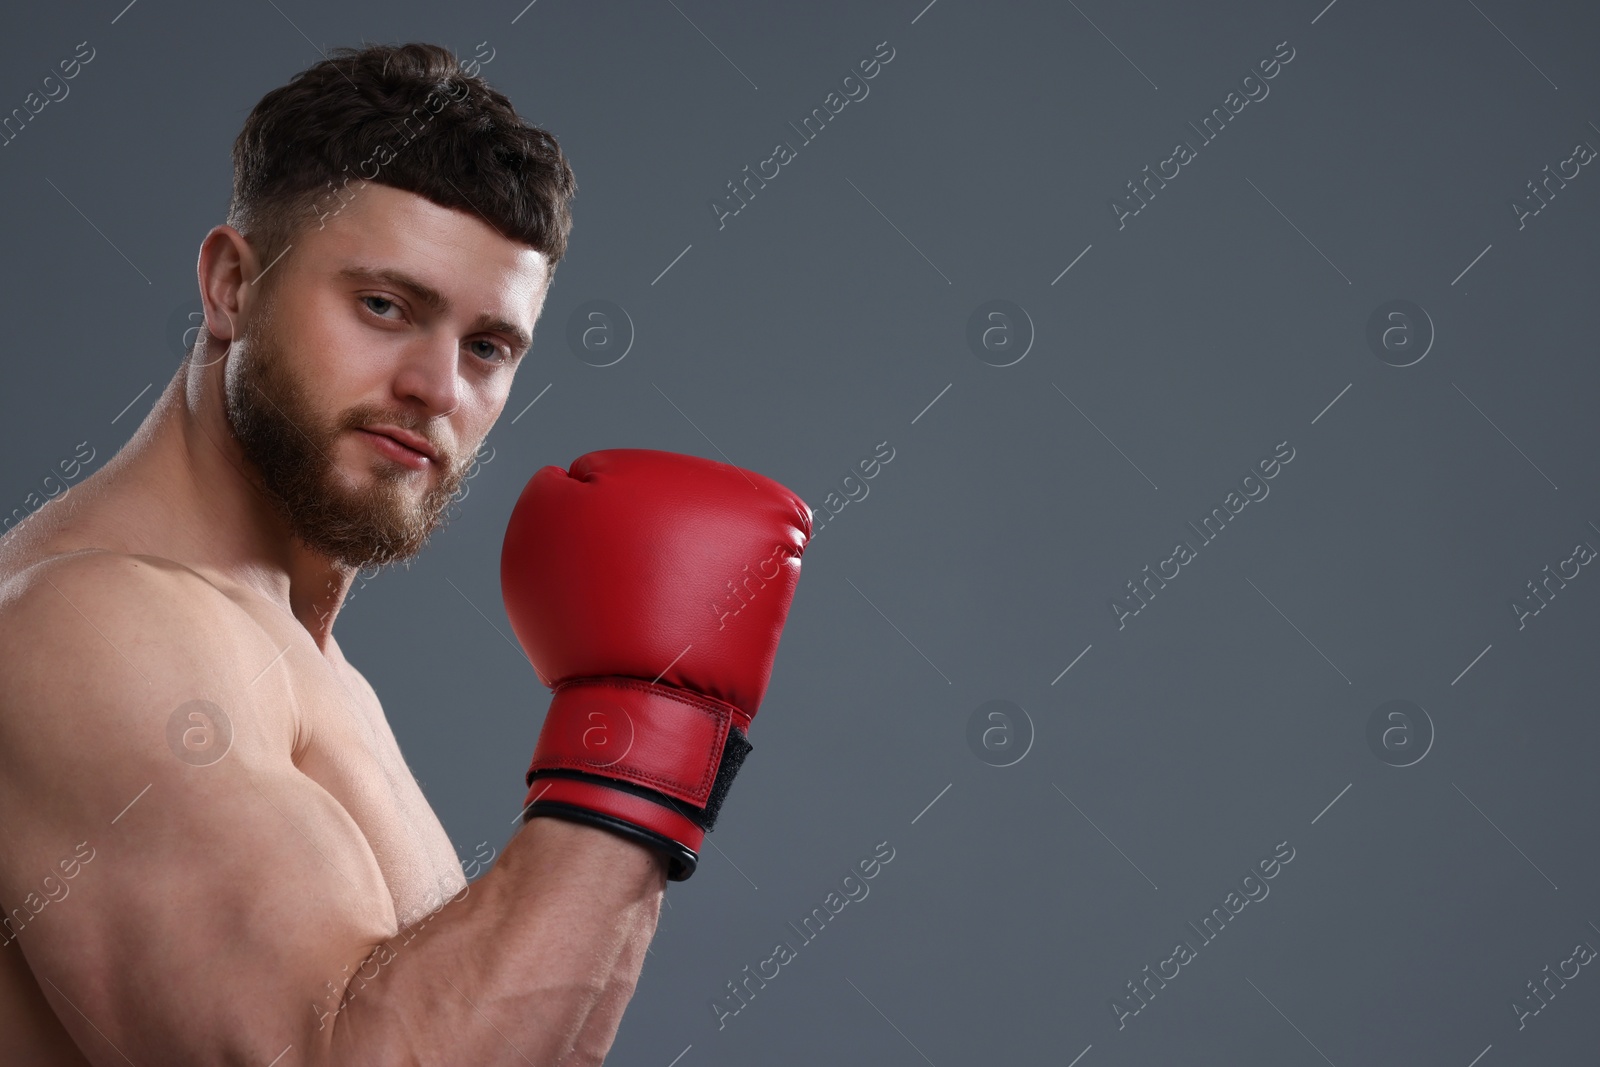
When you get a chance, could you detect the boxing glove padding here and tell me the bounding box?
[500,449,810,880]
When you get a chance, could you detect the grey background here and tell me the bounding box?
[2,0,1597,1063]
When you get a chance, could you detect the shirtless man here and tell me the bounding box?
[0,42,808,1064]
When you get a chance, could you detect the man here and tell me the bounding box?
[0,42,809,1064]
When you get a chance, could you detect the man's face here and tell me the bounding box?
[222,183,549,569]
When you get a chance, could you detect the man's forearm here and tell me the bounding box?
[563,877,664,1066]
[315,816,667,1066]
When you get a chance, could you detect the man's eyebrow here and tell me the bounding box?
[338,265,534,353]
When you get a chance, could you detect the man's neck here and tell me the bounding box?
[88,359,356,651]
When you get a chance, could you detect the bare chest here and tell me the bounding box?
[288,656,469,928]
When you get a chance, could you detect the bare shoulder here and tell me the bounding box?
[0,547,230,626]
[0,549,251,668]
[0,549,294,763]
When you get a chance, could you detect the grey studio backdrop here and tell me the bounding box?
[1,0,1597,1063]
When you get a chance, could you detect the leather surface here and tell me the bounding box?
[524,776,706,855]
[529,677,749,807]
[501,448,811,714]
[500,448,811,856]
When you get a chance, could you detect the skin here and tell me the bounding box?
[0,182,668,1065]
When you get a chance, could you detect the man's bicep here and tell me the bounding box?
[0,556,394,1063]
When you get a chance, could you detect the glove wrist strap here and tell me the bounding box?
[522,677,755,881]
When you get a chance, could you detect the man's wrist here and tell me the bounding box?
[524,791,698,880]
[519,808,673,883]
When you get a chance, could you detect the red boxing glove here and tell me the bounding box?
[500,449,812,880]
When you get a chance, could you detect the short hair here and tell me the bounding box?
[225,41,576,283]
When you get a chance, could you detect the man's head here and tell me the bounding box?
[197,42,575,569]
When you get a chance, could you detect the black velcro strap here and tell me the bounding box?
[700,724,751,830]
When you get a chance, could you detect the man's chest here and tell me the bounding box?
[287,657,469,928]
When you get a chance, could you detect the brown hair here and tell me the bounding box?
[225,41,576,282]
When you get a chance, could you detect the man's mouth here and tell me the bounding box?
[359,424,439,462]
[356,427,436,467]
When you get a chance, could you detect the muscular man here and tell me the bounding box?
[0,42,809,1064]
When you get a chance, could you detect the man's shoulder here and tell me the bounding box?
[0,549,270,700]
[0,549,303,787]
[0,548,228,630]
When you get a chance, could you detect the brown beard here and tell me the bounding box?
[222,291,474,569]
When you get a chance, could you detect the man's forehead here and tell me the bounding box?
[314,183,550,288]
[299,185,551,327]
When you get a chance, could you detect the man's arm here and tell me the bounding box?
[328,816,665,1065]
[0,552,665,1067]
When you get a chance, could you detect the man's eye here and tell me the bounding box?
[469,339,510,363]
[361,295,400,318]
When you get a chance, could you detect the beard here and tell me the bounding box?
[222,294,474,570]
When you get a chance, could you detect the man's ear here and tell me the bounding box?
[196,225,264,351]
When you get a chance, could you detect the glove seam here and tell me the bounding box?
[530,766,703,821]
[553,675,752,729]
